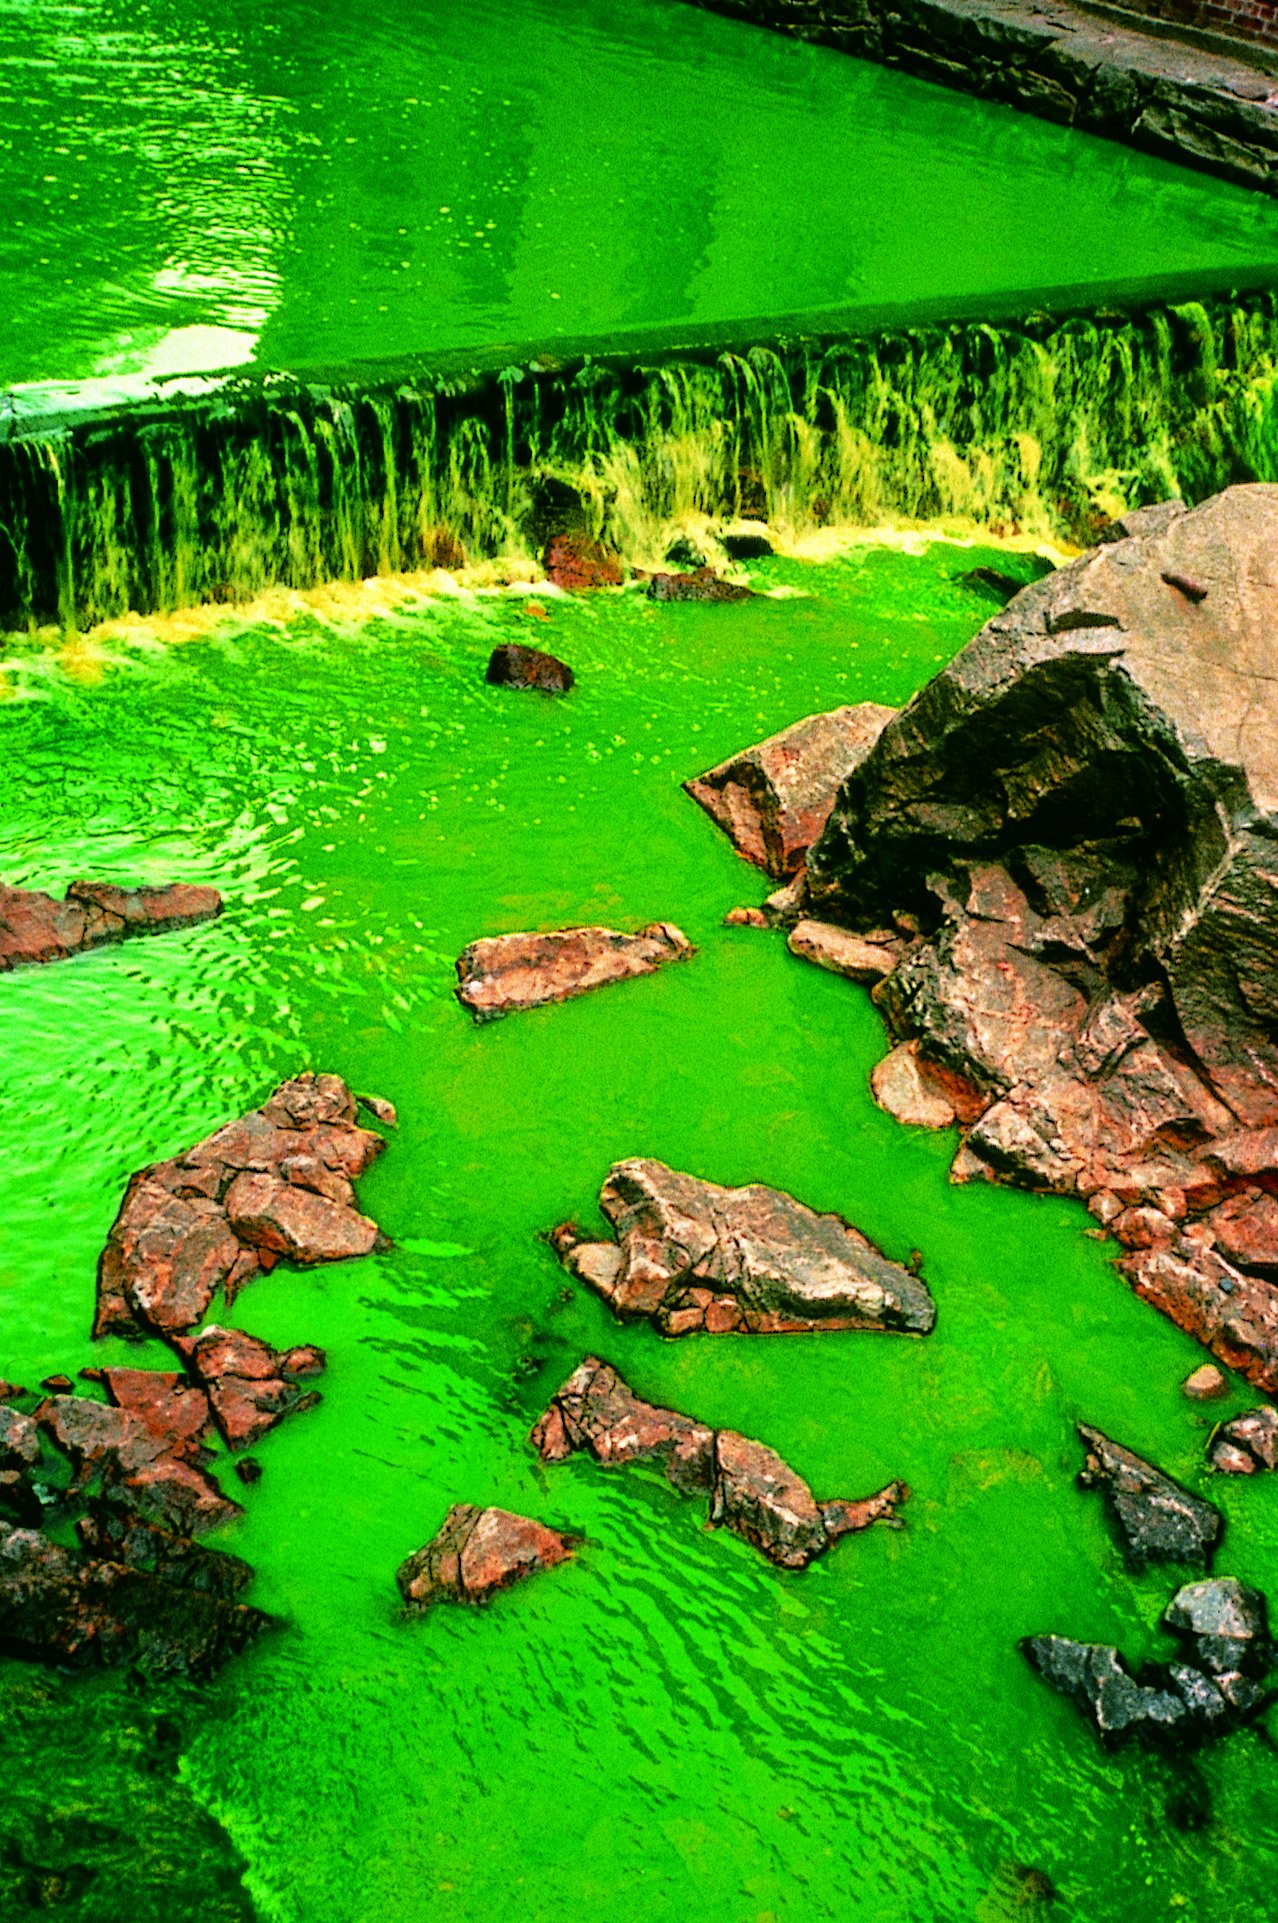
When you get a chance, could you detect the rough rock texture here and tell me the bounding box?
[34,1374,242,1537]
[94,1071,389,1339]
[531,1356,908,1568]
[681,0,1278,197]
[799,487,1278,1392]
[1021,1633,1258,1748]
[485,641,575,693]
[542,534,623,591]
[549,1158,935,1337]
[396,1504,575,1610]
[685,704,896,880]
[0,879,221,973]
[647,567,755,603]
[1209,1404,1278,1471]
[455,922,693,1022]
[169,1327,324,1451]
[1077,1424,1223,1565]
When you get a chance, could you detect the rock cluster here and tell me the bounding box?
[531,1356,907,1570]
[777,488,1278,1392]
[94,1072,390,1340]
[0,879,221,974]
[1022,1575,1271,1749]
[1076,1424,1223,1567]
[454,923,694,1022]
[397,1504,575,1610]
[549,1158,935,1338]
[1210,1406,1278,1474]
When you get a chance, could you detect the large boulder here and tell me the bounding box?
[94,1072,389,1339]
[531,1356,907,1570]
[0,879,221,972]
[1077,1424,1223,1566]
[549,1159,935,1337]
[797,487,1278,1391]
[397,1505,575,1610]
[455,923,693,1022]
[684,703,896,880]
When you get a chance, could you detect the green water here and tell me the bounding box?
[7,0,1278,396]
[2,545,1275,1921]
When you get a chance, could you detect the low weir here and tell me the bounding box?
[5,270,1278,630]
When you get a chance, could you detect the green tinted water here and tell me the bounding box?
[2,545,1275,1921]
[6,0,1278,394]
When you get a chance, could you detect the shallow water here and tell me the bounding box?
[2,542,1275,1922]
[6,0,1278,394]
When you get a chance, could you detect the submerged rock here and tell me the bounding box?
[455,922,693,1022]
[684,704,896,881]
[1209,1405,1278,1473]
[0,879,221,974]
[647,567,755,604]
[94,1071,389,1340]
[170,1327,324,1451]
[531,1356,907,1569]
[796,486,1278,1391]
[397,1504,575,1610]
[485,641,575,693]
[549,1158,935,1338]
[1077,1424,1223,1566]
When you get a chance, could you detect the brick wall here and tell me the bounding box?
[1108,0,1278,56]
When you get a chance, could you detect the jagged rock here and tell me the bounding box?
[684,704,896,880]
[788,918,904,985]
[0,879,221,973]
[455,922,693,1022]
[75,1499,254,1600]
[531,1356,907,1569]
[170,1327,323,1451]
[0,1408,40,1475]
[1182,1364,1228,1400]
[542,534,622,591]
[397,1505,575,1610]
[1209,1405,1278,1473]
[1021,1635,1242,1748]
[34,1376,242,1536]
[0,1520,272,1676]
[485,641,575,693]
[549,1159,935,1338]
[1163,1576,1270,1682]
[1077,1424,1223,1566]
[648,567,755,603]
[0,1380,27,1403]
[798,487,1278,1390]
[94,1072,389,1339]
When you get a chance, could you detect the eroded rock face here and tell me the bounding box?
[0,879,221,972]
[797,487,1278,1391]
[531,1356,907,1569]
[455,923,693,1022]
[94,1072,389,1339]
[485,642,575,693]
[397,1505,575,1610]
[685,704,896,880]
[549,1159,935,1338]
[1077,1424,1223,1566]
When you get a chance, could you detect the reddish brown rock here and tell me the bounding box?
[485,641,575,693]
[33,1386,240,1537]
[532,1357,907,1569]
[455,922,693,1022]
[94,1071,390,1339]
[0,1381,27,1403]
[542,534,622,591]
[397,1504,575,1610]
[647,567,754,604]
[789,919,904,985]
[1210,1406,1278,1473]
[870,1042,959,1131]
[0,878,221,973]
[724,906,768,928]
[685,704,896,881]
[170,1326,324,1451]
[550,1159,935,1338]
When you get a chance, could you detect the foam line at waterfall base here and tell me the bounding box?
[6,279,1278,631]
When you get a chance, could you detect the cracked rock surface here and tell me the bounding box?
[455,922,694,1021]
[0,879,221,973]
[1077,1424,1223,1566]
[397,1505,575,1609]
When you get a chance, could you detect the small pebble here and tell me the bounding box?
[1182,1363,1228,1401]
[39,1374,74,1394]
[234,1458,263,1486]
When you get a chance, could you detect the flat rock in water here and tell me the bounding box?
[171,1326,324,1451]
[455,923,693,1022]
[788,918,903,984]
[531,1356,907,1569]
[397,1504,575,1610]
[1077,1424,1223,1566]
[0,878,221,972]
[684,703,896,880]
[797,486,1278,1391]
[647,567,755,603]
[485,641,575,693]
[94,1071,389,1339]
[1209,1405,1278,1473]
[550,1158,935,1337]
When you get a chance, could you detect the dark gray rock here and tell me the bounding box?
[1078,1424,1223,1566]
[1021,1636,1192,1745]
[1162,1575,1271,1678]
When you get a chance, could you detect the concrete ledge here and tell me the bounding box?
[679,0,1278,194]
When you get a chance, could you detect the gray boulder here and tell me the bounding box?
[1077,1424,1223,1567]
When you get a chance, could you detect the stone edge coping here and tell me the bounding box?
[676,0,1278,196]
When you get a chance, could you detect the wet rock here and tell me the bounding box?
[724,906,768,928]
[531,1356,907,1569]
[0,1380,27,1403]
[0,1519,272,1676]
[38,1375,73,1394]
[870,1042,958,1131]
[799,487,1278,1390]
[397,1504,575,1610]
[542,533,622,591]
[34,1374,242,1537]
[1182,1364,1228,1400]
[485,641,575,694]
[957,565,1030,603]
[1021,1637,1203,1747]
[550,1158,935,1338]
[647,566,755,603]
[233,1458,263,1486]
[788,918,904,985]
[170,1327,323,1451]
[356,1092,398,1128]
[455,921,693,1022]
[685,704,896,881]
[1077,1424,1223,1566]
[94,1071,389,1339]
[0,879,221,973]
[1163,1575,1270,1682]
[1209,1405,1278,1473]
[75,1500,254,1600]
